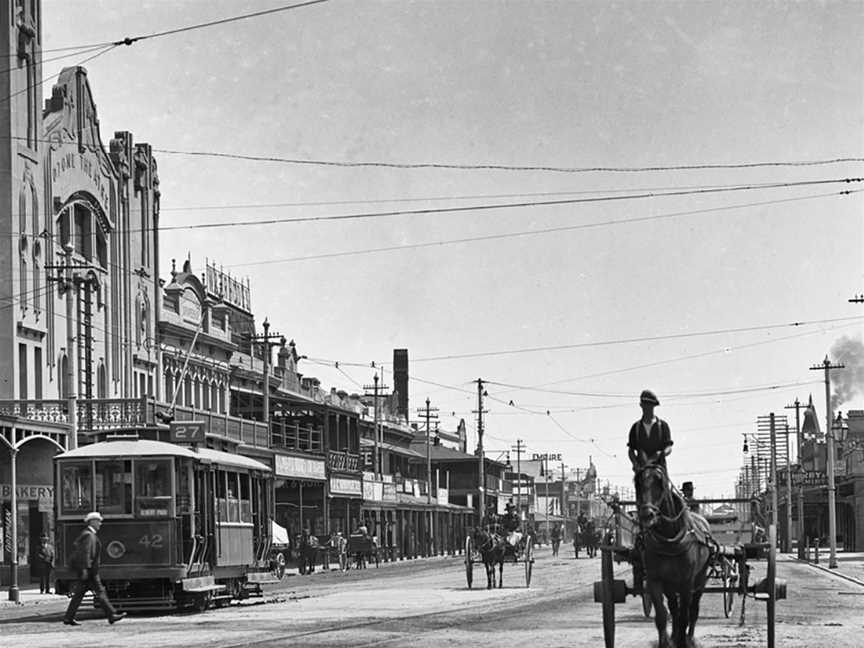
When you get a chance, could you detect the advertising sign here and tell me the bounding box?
[330,477,362,497]
[792,470,828,487]
[274,454,326,480]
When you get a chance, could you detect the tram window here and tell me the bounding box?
[215,470,227,521]
[60,462,92,516]
[135,460,171,497]
[227,472,240,523]
[239,473,251,523]
[95,460,132,515]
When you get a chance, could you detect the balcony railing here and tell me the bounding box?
[0,398,153,430]
[328,450,360,472]
[171,403,270,448]
[270,419,323,453]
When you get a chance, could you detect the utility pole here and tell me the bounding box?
[560,461,568,525]
[363,373,389,479]
[785,398,805,559]
[810,356,844,569]
[46,245,99,450]
[417,398,438,556]
[511,439,526,518]
[473,379,488,522]
[248,317,285,424]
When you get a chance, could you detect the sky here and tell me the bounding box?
[41,1,864,498]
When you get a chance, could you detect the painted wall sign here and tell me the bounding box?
[330,477,362,497]
[531,453,561,462]
[274,455,325,480]
[0,484,54,501]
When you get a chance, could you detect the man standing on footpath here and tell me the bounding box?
[63,512,126,626]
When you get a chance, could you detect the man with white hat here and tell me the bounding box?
[63,512,126,626]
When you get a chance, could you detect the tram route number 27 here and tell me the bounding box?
[139,534,164,549]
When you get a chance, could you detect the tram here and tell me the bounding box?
[54,436,277,611]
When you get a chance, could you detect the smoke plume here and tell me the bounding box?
[829,336,864,412]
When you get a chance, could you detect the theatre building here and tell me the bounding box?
[0,1,162,588]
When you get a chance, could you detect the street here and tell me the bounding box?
[1,549,862,647]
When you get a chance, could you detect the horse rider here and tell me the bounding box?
[628,389,672,593]
[628,389,673,469]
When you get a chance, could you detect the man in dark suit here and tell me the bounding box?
[62,512,126,626]
[627,390,672,469]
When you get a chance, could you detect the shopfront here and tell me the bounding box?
[273,453,326,539]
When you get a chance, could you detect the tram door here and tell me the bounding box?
[193,466,215,570]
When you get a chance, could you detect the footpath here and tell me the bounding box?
[791,550,864,588]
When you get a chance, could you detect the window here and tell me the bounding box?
[57,210,70,247]
[96,229,107,268]
[226,472,239,523]
[18,344,27,400]
[60,462,92,516]
[73,204,91,258]
[95,460,132,515]
[134,459,172,518]
[215,470,227,521]
[34,347,42,400]
[239,473,251,523]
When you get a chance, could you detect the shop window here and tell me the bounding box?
[95,460,132,515]
[60,462,92,516]
[239,473,251,523]
[134,459,173,518]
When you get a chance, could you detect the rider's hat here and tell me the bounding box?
[640,389,659,406]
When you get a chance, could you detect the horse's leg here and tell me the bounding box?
[498,559,503,588]
[649,579,670,648]
[676,589,693,648]
[486,561,493,589]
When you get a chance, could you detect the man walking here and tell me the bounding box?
[63,512,126,626]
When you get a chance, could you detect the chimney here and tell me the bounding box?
[393,349,409,422]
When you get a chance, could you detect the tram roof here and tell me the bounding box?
[56,440,271,472]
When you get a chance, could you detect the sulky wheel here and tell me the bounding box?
[274,552,286,580]
[601,547,616,648]
[641,589,652,618]
[525,541,534,588]
[465,536,474,589]
[722,559,737,618]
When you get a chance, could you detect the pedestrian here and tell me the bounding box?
[36,533,55,594]
[627,389,673,469]
[63,512,126,626]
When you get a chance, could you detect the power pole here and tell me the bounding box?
[472,379,488,522]
[511,439,526,517]
[810,356,844,569]
[46,245,100,450]
[785,398,805,559]
[560,461,568,524]
[417,398,438,556]
[363,373,389,479]
[248,317,285,424]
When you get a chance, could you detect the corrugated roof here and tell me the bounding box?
[361,438,424,458]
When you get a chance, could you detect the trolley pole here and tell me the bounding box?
[810,356,844,569]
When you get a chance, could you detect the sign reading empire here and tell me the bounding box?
[51,148,112,208]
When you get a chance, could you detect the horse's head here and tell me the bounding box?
[633,453,670,529]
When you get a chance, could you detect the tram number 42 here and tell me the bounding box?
[139,534,164,549]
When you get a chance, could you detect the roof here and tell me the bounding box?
[56,439,270,472]
[361,438,424,458]
[57,439,200,461]
[408,443,507,467]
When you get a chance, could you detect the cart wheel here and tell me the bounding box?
[601,548,616,648]
[641,589,652,618]
[274,552,286,580]
[465,536,474,589]
[722,560,736,618]
[525,542,534,588]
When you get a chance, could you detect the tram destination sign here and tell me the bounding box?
[169,421,205,444]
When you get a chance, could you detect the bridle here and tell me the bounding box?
[635,462,687,543]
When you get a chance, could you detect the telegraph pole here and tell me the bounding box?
[810,356,844,569]
[560,461,568,525]
[363,374,389,479]
[473,379,488,521]
[248,318,285,424]
[511,439,526,517]
[417,398,438,556]
[785,398,805,559]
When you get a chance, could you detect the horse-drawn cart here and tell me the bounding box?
[346,534,380,569]
[593,486,787,648]
[464,526,534,589]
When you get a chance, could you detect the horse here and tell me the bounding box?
[634,454,713,648]
[471,526,506,589]
[583,520,599,558]
[295,531,327,575]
